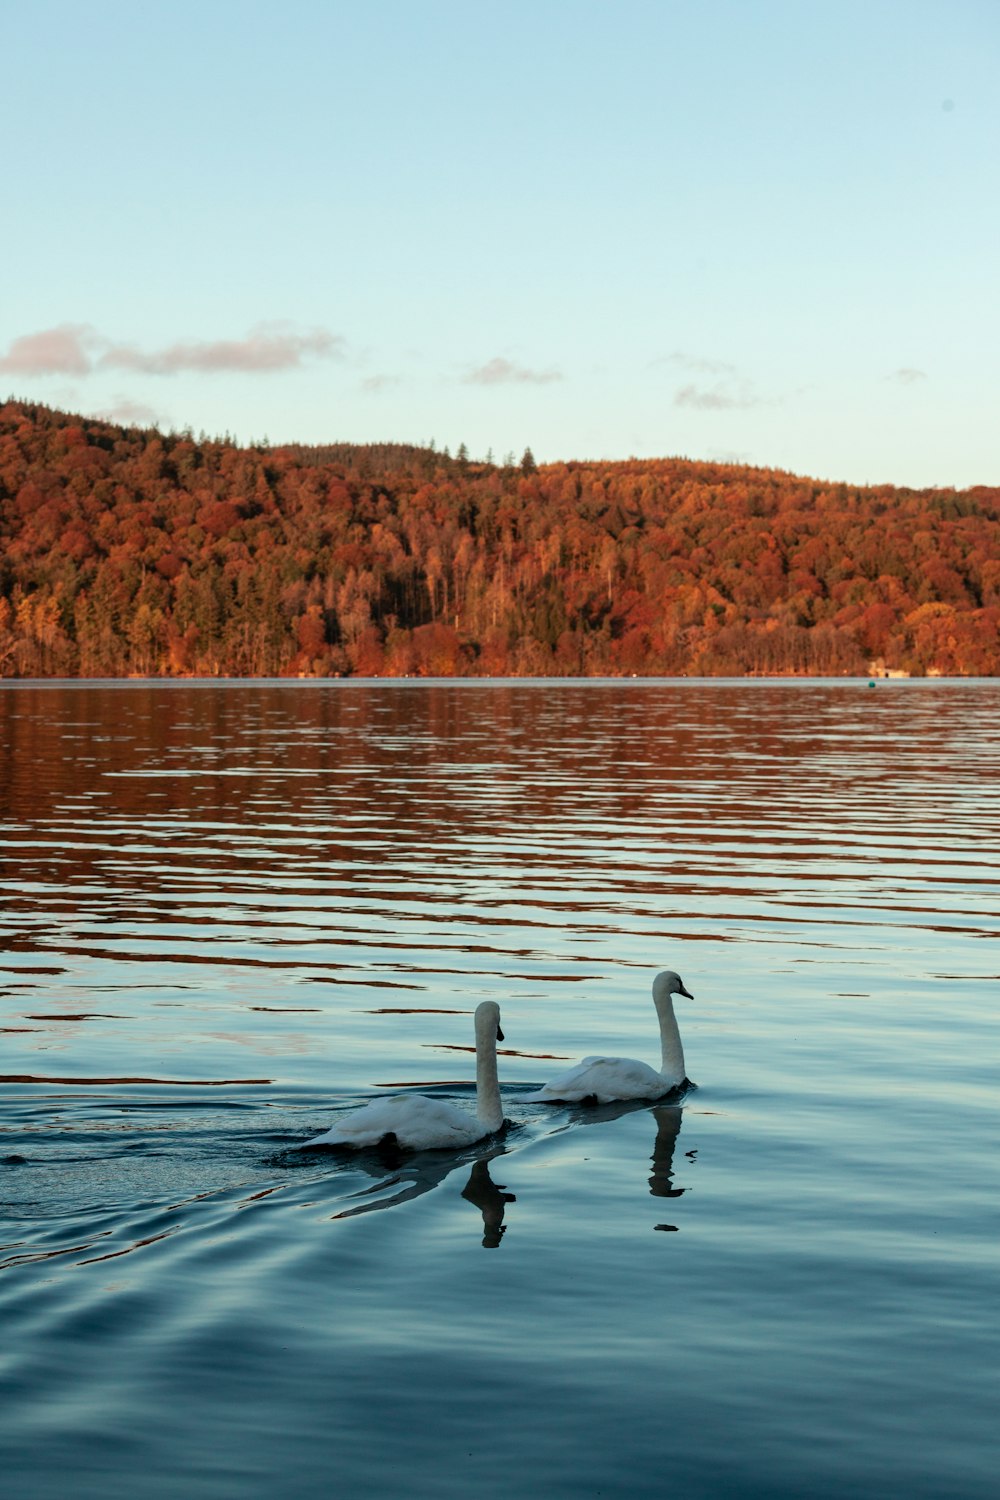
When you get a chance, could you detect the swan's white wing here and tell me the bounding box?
[536,1055,668,1104]
[299,1093,487,1151]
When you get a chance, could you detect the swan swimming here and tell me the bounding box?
[535,970,693,1104]
[297,1000,507,1151]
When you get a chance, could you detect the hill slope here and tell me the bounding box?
[1,401,998,677]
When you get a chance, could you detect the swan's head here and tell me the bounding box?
[653,970,693,1002]
[474,999,504,1043]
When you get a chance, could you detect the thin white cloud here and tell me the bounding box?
[656,350,740,377]
[674,382,763,411]
[98,323,343,374]
[0,322,344,377]
[0,323,96,375]
[465,357,562,386]
[888,367,927,384]
[654,351,768,410]
[360,374,401,394]
[95,398,163,427]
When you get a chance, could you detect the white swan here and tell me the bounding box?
[298,1001,506,1151]
[535,970,693,1104]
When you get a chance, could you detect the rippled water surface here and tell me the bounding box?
[1,680,997,1499]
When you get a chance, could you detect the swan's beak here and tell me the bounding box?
[678,983,693,1000]
[496,1025,504,1042]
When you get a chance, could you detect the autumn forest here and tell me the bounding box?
[1,400,998,679]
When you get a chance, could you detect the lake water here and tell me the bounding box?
[1,679,997,1500]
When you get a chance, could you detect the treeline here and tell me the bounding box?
[1,400,999,678]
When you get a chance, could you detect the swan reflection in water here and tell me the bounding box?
[321,1138,516,1247]
[461,1155,516,1248]
[295,1096,688,1245]
[557,1098,689,1229]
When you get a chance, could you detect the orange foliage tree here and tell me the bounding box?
[1,400,998,678]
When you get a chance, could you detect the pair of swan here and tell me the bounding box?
[298,969,693,1152]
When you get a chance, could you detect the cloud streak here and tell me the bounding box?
[674,382,762,411]
[360,374,400,394]
[99,325,343,374]
[465,357,562,386]
[661,350,740,377]
[95,398,163,428]
[652,350,768,411]
[888,367,927,384]
[0,323,96,376]
[0,323,343,377]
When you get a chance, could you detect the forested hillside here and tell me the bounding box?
[1,400,998,677]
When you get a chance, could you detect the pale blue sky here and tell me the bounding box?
[2,0,997,486]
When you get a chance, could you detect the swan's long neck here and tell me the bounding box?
[474,1018,504,1133]
[654,993,686,1084]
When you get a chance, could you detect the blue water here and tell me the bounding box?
[1,680,998,1499]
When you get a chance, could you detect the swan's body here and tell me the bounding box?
[298,1001,506,1151]
[536,970,692,1104]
